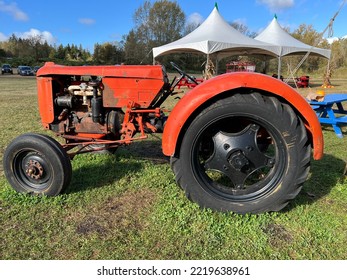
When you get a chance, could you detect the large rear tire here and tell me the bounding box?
[3,133,72,196]
[171,92,311,214]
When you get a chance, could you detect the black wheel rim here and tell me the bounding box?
[13,149,52,191]
[191,115,287,202]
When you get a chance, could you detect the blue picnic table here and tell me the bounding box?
[309,93,347,138]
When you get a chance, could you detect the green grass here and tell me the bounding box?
[0,75,346,260]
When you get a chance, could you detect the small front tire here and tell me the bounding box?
[3,133,72,196]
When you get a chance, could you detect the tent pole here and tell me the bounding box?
[215,55,219,74]
[277,56,281,79]
[206,54,209,79]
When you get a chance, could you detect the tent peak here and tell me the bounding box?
[153,5,280,59]
[274,14,277,20]
[215,2,219,11]
[255,16,331,59]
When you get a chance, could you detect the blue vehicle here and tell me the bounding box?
[18,65,34,76]
[1,64,13,74]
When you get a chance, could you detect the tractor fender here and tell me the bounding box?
[162,72,323,160]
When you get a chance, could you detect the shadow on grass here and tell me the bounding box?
[286,153,346,211]
[120,138,169,164]
[66,139,168,195]
[66,137,346,212]
[66,156,144,194]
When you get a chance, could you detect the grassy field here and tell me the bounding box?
[0,73,346,260]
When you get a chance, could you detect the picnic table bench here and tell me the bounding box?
[309,93,347,138]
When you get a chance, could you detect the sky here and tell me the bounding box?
[0,0,346,51]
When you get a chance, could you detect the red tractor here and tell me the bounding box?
[3,62,324,214]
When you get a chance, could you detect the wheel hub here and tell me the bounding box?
[204,123,275,188]
[229,151,249,171]
[25,159,44,180]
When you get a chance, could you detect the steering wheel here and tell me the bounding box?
[170,61,199,85]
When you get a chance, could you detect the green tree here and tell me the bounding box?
[149,0,185,45]
[55,44,66,60]
[288,24,329,73]
[124,0,185,64]
[124,30,143,64]
[0,33,92,65]
[0,48,6,58]
[93,42,124,65]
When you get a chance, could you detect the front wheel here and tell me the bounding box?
[171,92,311,214]
[3,133,72,196]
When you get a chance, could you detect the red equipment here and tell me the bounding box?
[176,77,204,89]
[3,62,323,214]
[226,61,256,73]
[296,75,310,88]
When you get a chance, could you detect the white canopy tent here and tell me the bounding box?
[255,16,331,77]
[152,6,280,68]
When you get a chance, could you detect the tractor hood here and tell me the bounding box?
[37,62,165,80]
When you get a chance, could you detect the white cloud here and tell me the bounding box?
[78,18,96,25]
[0,0,28,21]
[326,35,347,44]
[257,0,294,12]
[326,37,339,44]
[0,32,7,41]
[187,12,204,26]
[15,28,56,45]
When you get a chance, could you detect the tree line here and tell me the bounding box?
[1,0,346,77]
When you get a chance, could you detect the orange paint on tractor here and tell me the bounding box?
[162,72,323,160]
